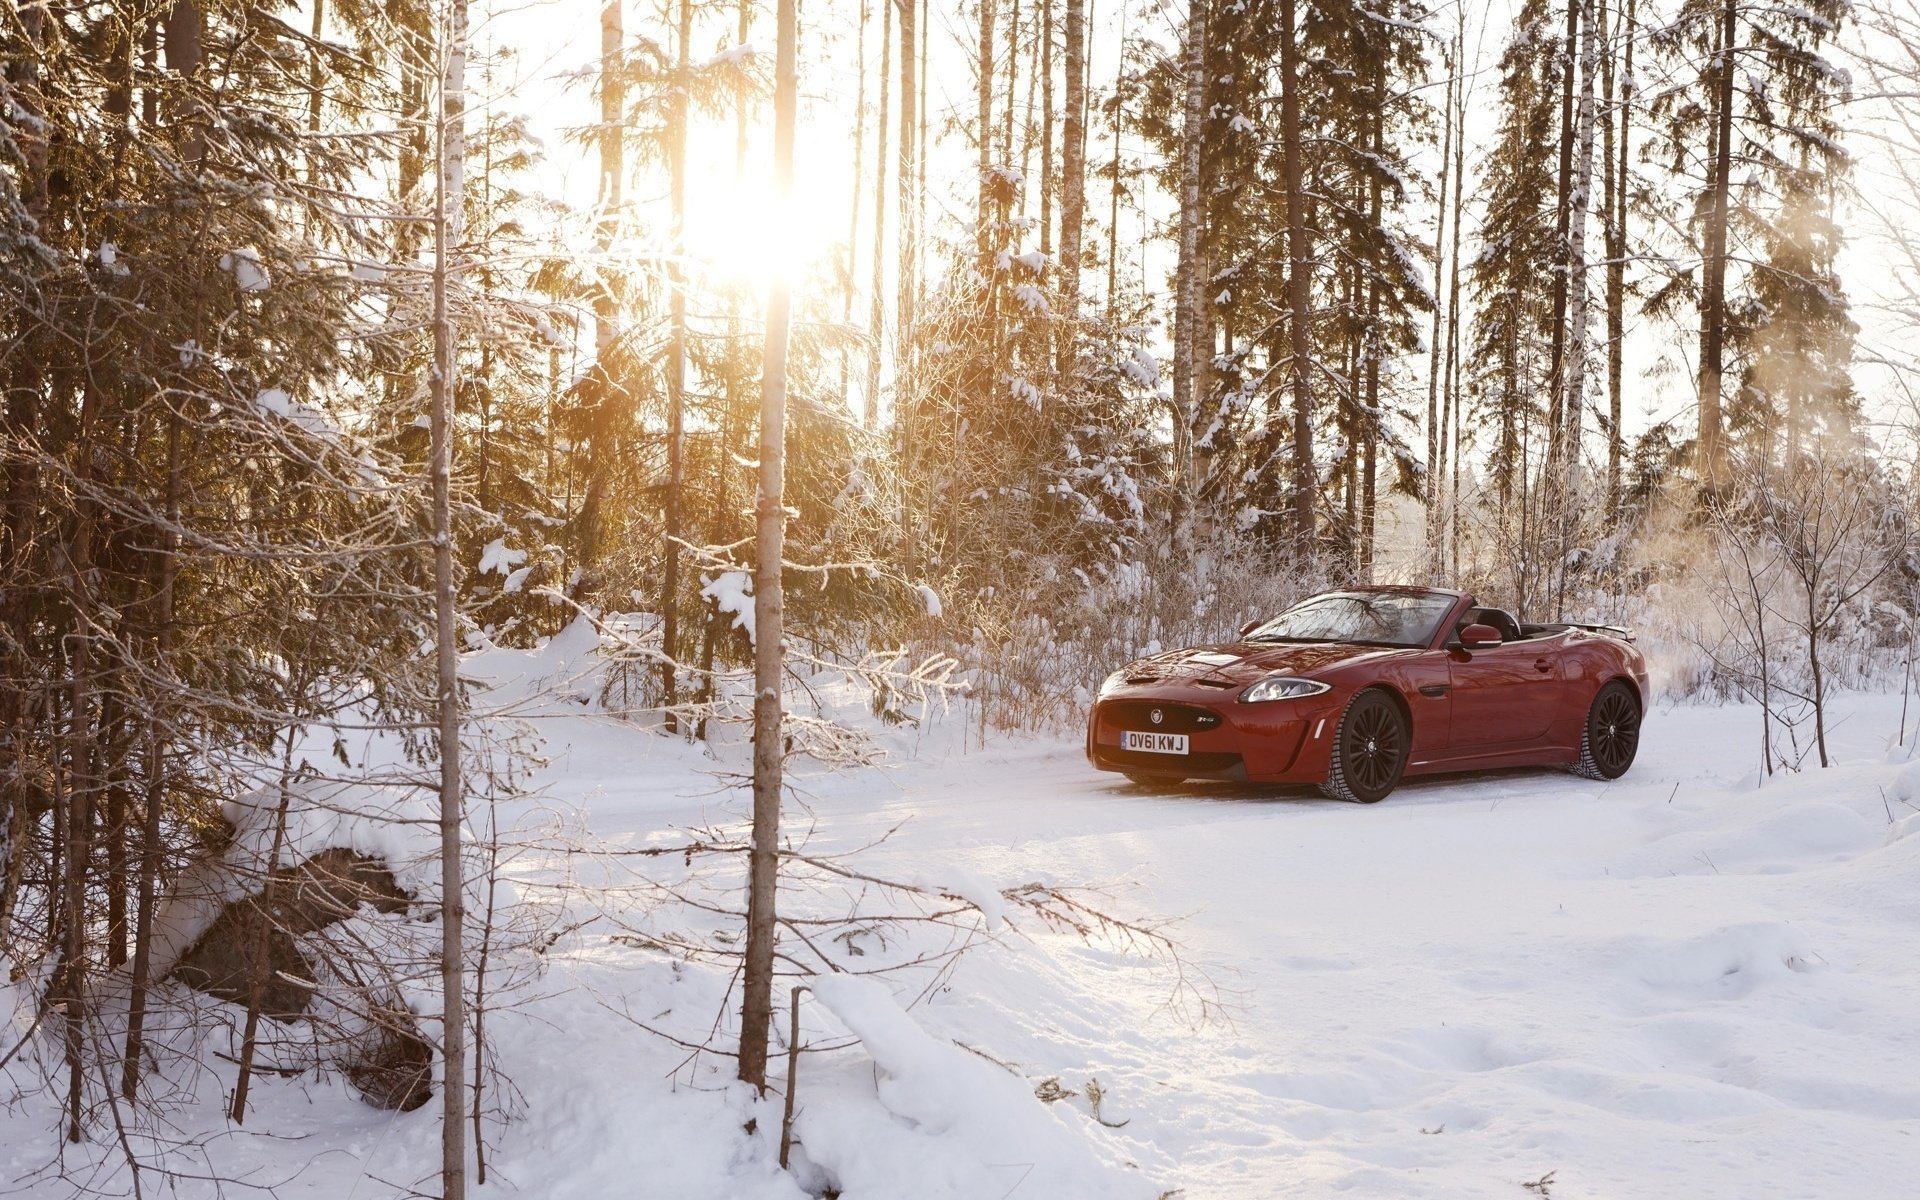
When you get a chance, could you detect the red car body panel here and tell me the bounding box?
[1086,588,1650,787]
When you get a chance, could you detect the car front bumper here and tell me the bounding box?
[1085,686,1344,784]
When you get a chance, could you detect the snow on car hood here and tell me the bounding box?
[1120,640,1408,687]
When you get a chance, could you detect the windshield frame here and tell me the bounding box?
[1244,589,1462,650]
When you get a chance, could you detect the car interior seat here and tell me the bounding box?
[1461,607,1525,643]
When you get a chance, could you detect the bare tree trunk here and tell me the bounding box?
[1280,0,1314,555]
[1546,0,1580,478]
[582,0,623,576]
[1808,585,1828,767]
[866,0,892,424]
[62,386,101,1144]
[308,0,327,195]
[739,0,797,1094]
[164,0,206,163]
[1556,0,1599,615]
[977,0,998,271]
[1107,1,1129,317]
[846,0,867,390]
[594,0,624,287]
[662,0,691,725]
[123,413,180,1100]
[897,0,918,368]
[1170,0,1208,558]
[1361,65,1384,580]
[1446,36,1466,577]
[1602,0,1631,522]
[1039,0,1054,265]
[1426,40,1455,580]
[1696,0,1736,488]
[896,0,920,572]
[1058,0,1086,377]
[431,0,472,1187]
[5,0,49,974]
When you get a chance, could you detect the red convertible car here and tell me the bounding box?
[1086,586,1648,802]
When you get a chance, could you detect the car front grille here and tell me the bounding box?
[1099,700,1225,733]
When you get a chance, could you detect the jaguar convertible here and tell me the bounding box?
[1086,586,1648,802]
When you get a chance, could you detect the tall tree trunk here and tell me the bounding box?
[739,0,796,1094]
[431,0,471,1187]
[846,0,867,365]
[1557,0,1599,615]
[897,0,918,370]
[123,413,180,1100]
[1697,0,1735,488]
[1058,0,1086,378]
[62,385,101,1145]
[1546,0,1580,473]
[1170,0,1208,558]
[1,0,49,968]
[1280,0,1314,555]
[1446,36,1466,577]
[1360,65,1384,581]
[1039,0,1054,266]
[866,0,893,424]
[308,0,327,193]
[164,0,206,162]
[977,0,998,271]
[595,0,623,349]
[896,0,919,571]
[1603,0,1632,521]
[661,0,692,725]
[739,0,753,173]
[1426,40,1455,580]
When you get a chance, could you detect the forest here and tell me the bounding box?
[4,0,1920,1194]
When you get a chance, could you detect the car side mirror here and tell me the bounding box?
[1459,622,1502,649]
[1238,619,1262,637]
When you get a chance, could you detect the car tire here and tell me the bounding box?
[1321,688,1408,804]
[1570,680,1640,780]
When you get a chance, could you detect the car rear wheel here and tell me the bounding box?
[1322,688,1408,804]
[1571,680,1640,780]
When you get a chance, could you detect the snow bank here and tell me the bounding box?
[141,779,440,985]
[798,976,1153,1200]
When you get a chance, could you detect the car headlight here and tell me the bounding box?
[1098,669,1129,697]
[1241,676,1332,703]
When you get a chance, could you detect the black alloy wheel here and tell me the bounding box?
[1571,680,1640,780]
[1322,688,1408,803]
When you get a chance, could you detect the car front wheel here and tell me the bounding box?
[1322,688,1408,803]
[1571,680,1640,780]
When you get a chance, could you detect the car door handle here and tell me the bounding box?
[1534,658,1551,673]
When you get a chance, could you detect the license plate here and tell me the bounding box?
[1122,730,1189,755]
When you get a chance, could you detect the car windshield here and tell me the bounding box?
[1245,590,1455,648]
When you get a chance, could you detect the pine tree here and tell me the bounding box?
[1647,0,1852,483]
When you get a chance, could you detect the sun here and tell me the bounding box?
[679,145,843,298]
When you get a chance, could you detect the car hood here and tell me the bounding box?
[1118,641,1410,688]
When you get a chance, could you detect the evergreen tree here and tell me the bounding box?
[1646,0,1852,482]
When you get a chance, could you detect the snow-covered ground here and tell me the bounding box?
[7,667,1920,1198]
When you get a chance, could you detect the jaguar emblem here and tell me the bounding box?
[1150,708,1164,725]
